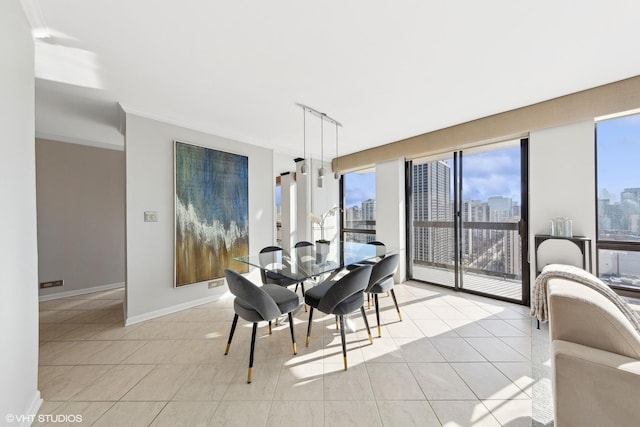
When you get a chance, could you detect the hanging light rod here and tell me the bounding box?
[295,103,343,128]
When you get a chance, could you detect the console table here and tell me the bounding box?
[534,234,593,275]
[533,234,593,329]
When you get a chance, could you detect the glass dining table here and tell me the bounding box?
[234,241,388,281]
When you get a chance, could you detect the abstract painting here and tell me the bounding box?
[174,141,249,287]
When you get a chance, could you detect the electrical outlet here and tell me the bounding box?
[40,279,63,289]
[144,211,158,222]
[208,278,225,289]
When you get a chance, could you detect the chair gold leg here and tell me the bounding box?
[375,294,381,337]
[335,317,339,330]
[288,312,297,355]
[390,289,402,322]
[225,313,238,355]
[360,306,373,345]
[306,307,314,347]
[248,323,257,384]
[339,315,348,371]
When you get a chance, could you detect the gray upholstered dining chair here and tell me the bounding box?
[365,253,401,337]
[258,246,298,288]
[294,240,314,248]
[347,240,386,271]
[259,244,310,311]
[293,241,314,298]
[304,264,373,371]
[224,269,301,383]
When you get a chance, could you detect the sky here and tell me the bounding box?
[461,147,521,202]
[280,113,640,209]
[344,171,376,207]
[596,113,640,202]
[344,146,522,209]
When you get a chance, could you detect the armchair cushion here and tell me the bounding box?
[548,278,640,359]
[546,272,640,426]
[552,340,640,427]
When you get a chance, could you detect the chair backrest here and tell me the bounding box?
[369,241,386,257]
[317,265,372,314]
[258,246,283,285]
[225,269,281,321]
[367,253,399,291]
[293,241,315,265]
[294,241,313,248]
[259,246,281,260]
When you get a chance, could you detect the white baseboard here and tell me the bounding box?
[125,292,232,326]
[39,282,125,302]
[16,390,42,426]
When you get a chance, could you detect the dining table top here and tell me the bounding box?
[234,241,390,281]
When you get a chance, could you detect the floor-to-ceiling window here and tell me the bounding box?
[410,155,456,287]
[341,168,377,242]
[275,177,282,246]
[408,139,529,304]
[596,112,640,295]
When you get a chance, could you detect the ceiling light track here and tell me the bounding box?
[295,103,343,128]
[295,103,343,184]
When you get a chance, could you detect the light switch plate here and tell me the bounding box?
[208,278,225,288]
[144,211,158,222]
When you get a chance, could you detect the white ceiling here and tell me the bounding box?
[28,1,640,157]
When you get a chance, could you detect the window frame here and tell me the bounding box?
[595,113,640,296]
[340,168,377,242]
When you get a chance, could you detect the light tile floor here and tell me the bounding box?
[36,281,533,426]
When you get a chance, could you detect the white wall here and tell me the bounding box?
[309,159,340,244]
[36,139,125,299]
[0,0,42,420]
[376,158,407,282]
[529,120,597,283]
[273,151,296,177]
[124,114,274,323]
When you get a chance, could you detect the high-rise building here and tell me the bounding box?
[412,161,453,264]
[621,188,640,233]
[361,199,376,221]
[488,196,513,222]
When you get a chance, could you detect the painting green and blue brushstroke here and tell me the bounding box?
[175,141,248,286]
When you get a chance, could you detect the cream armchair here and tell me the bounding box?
[547,277,640,427]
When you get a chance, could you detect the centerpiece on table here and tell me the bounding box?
[309,206,340,263]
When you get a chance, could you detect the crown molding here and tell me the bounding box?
[35,132,124,151]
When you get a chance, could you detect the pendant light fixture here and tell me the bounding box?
[318,114,325,181]
[295,103,342,183]
[300,107,308,175]
[334,121,340,180]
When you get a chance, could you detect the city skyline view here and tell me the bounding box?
[596,112,640,287]
[597,113,640,201]
[345,145,522,210]
[597,112,640,241]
